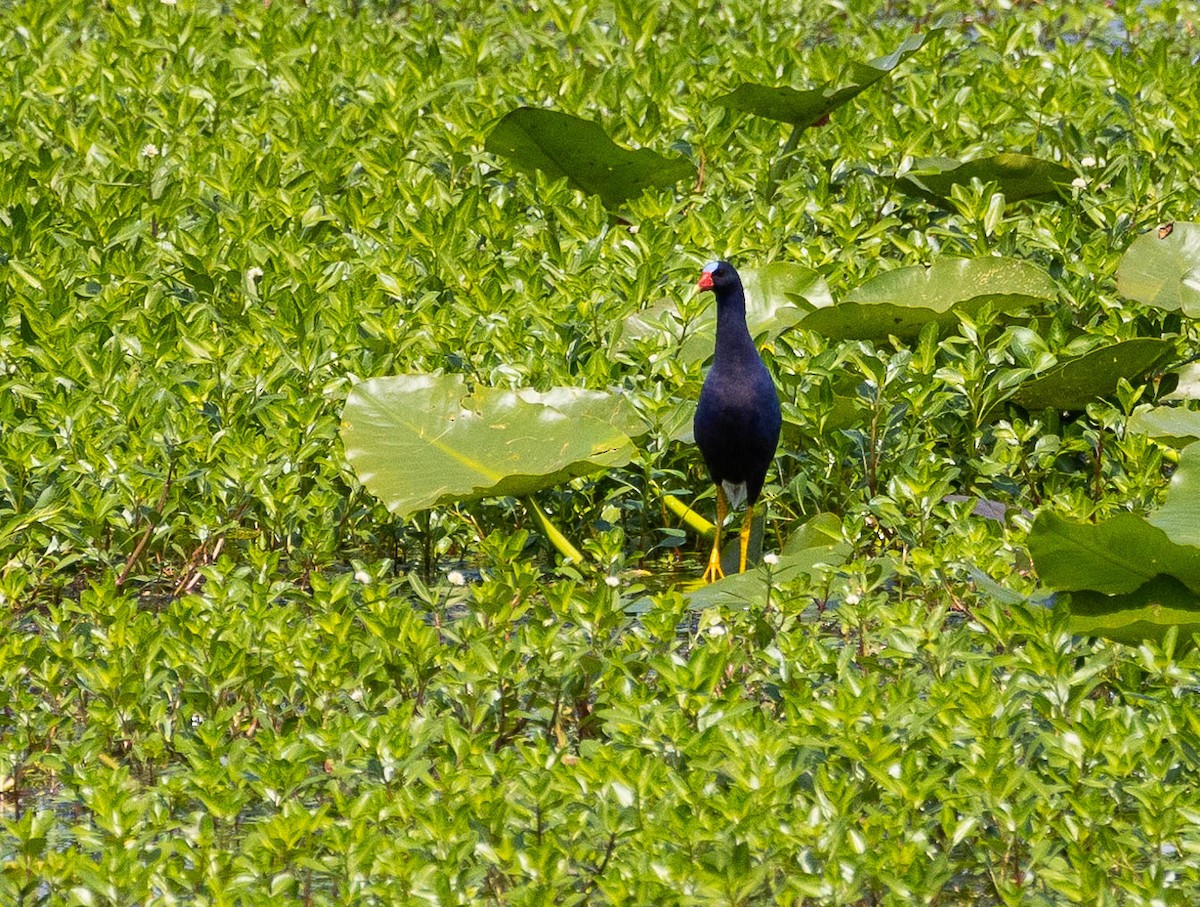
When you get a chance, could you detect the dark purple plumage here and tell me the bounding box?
[694,261,781,512]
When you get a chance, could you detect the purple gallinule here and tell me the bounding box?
[694,261,782,583]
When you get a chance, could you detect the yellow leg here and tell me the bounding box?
[701,486,729,583]
[738,502,755,573]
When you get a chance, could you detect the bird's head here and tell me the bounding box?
[697,260,738,293]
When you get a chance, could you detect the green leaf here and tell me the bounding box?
[897,153,1074,205]
[1010,338,1173,412]
[1033,444,1200,646]
[341,374,636,517]
[1147,441,1200,547]
[1163,362,1200,400]
[516,385,648,440]
[484,107,694,208]
[7,258,43,291]
[798,257,1055,341]
[1115,221,1200,315]
[742,261,835,316]
[617,263,831,364]
[714,27,944,127]
[1065,575,1200,648]
[1027,511,1200,596]
[1127,404,1200,446]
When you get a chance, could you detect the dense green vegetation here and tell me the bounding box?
[4,0,1200,902]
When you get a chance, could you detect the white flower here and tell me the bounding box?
[447,570,467,587]
[707,622,727,638]
[141,143,160,158]
[763,552,780,566]
[353,570,371,584]
[604,574,620,588]
[247,266,263,281]
[1080,155,1097,167]
[1071,177,1087,189]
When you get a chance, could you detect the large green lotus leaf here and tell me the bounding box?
[1027,511,1200,596]
[1010,338,1173,412]
[1163,362,1200,400]
[715,28,943,127]
[618,263,832,364]
[1065,576,1200,649]
[686,513,849,609]
[516,386,649,441]
[897,153,1074,205]
[1127,405,1200,447]
[1115,222,1200,315]
[1147,441,1200,547]
[485,107,694,209]
[799,257,1055,341]
[342,374,635,517]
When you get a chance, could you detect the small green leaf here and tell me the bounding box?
[485,107,694,208]
[19,311,37,344]
[897,153,1074,205]
[377,272,404,298]
[1115,221,1200,315]
[8,258,43,291]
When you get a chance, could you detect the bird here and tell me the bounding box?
[693,260,782,583]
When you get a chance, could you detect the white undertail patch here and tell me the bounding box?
[722,480,748,512]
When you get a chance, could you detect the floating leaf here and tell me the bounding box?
[686,513,850,609]
[1027,511,1200,596]
[1010,338,1173,412]
[1127,405,1200,446]
[715,28,943,127]
[799,257,1055,341]
[1162,362,1200,401]
[1032,443,1200,646]
[1065,576,1200,648]
[1147,441,1200,548]
[1115,221,1200,315]
[897,153,1074,205]
[342,374,636,517]
[617,263,832,364]
[485,107,694,208]
[516,386,648,441]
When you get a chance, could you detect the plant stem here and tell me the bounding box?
[420,509,433,581]
[660,492,716,538]
[524,497,586,564]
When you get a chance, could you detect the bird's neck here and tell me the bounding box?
[713,287,758,369]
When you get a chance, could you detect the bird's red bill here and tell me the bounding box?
[697,271,714,290]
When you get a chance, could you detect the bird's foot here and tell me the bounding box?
[701,551,725,584]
